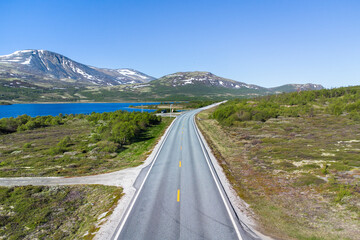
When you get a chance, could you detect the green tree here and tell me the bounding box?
[111,122,136,145]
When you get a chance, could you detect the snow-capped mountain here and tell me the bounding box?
[153,71,324,93]
[156,71,265,90]
[92,67,155,84]
[270,83,324,93]
[287,83,323,91]
[0,50,324,99]
[0,50,154,86]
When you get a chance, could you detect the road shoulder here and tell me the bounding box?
[195,109,273,240]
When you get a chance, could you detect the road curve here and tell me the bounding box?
[113,108,261,240]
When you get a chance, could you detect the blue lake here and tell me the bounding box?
[0,102,161,118]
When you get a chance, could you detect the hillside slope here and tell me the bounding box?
[0,50,154,87]
[270,83,324,93]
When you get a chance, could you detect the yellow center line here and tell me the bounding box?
[177,189,180,202]
[179,161,181,167]
[180,146,182,150]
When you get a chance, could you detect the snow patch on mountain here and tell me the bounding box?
[115,69,152,80]
[0,50,155,86]
[159,71,264,90]
[21,56,32,65]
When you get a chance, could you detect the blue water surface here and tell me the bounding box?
[0,102,161,118]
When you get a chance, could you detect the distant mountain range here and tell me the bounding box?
[0,50,324,102]
[0,50,154,87]
[117,72,323,101]
[154,71,264,90]
[270,83,324,93]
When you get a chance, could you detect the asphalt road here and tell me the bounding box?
[113,109,260,240]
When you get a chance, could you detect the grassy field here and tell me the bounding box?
[0,117,172,177]
[0,185,122,240]
[197,108,360,240]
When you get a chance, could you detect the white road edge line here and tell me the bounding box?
[113,115,180,240]
[192,116,243,240]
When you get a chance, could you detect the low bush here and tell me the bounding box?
[57,136,72,148]
[23,142,32,149]
[0,114,64,134]
[212,86,360,125]
[335,185,352,203]
[96,141,120,153]
[88,110,161,146]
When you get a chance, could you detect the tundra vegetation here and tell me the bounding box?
[0,110,171,239]
[0,185,122,240]
[0,111,169,177]
[0,79,243,102]
[197,86,360,240]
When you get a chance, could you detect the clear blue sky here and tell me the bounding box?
[0,0,359,88]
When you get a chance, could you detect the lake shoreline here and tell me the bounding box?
[6,100,167,104]
[0,102,160,118]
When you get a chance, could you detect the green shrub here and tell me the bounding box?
[87,110,161,145]
[335,185,352,203]
[23,142,33,149]
[89,133,102,143]
[48,146,65,155]
[48,136,71,155]
[327,103,343,116]
[321,164,329,175]
[58,136,71,148]
[1,114,64,134]
[349,110,360,121]
[212,86,360,125]
[111,122,136,145]
[96,141,120,153]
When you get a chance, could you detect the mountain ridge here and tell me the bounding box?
[0,50,155,86]
[0,49,325,102]
[270,83,324,93]
[151,71,323,93]
[155,71,265,90]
